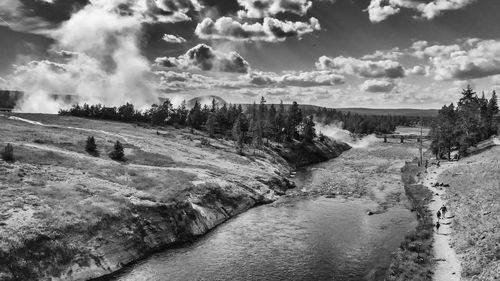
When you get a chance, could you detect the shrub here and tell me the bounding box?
[85,136,97,155]
[200,138,210,146]
[2,143,14,162]
[109,141,125,161]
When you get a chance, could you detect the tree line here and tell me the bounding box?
[59,98,317,153]
[430,85,498,159]
[59,97,432,151]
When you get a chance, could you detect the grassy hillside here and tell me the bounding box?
[0,113,348,281]
[438,147,500,280]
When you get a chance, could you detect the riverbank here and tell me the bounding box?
[0,114,349,281]
[386,160,435,281]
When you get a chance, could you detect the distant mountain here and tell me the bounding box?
[336,108,439,117]
[187,95,227,108]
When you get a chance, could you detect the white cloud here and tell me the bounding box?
[195,16,320,42]
[155,44,251,73]
[162,34,187,44]
[237,0,312,18]
[367,0,476,23]
[362,48,403,60]
[406,65,427,75]
[416,39,500,80]
[315,56,405,78]
[250,70,345,87]
[359,79,396,92]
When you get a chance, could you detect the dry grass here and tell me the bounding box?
[439,147,500,280]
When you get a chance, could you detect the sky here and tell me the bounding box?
[1,0,500,112]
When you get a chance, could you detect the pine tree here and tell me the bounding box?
[110,141,125,161]
[232,114,245,154]
[206,113,217,138]
[85,136,97,155]
[2,143,14,162]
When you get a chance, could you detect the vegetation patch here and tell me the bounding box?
[386,161,434,281]
[439,147,500,280]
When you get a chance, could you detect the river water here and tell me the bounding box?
[110,143,418,281]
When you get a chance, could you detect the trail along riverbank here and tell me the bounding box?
[423,161,462,281]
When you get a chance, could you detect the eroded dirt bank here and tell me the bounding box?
[0,114,349,281]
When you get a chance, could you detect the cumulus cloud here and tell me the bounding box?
[315,56,405,78]
[195,16,320,42]
[407,65,427,75]
[415,39,500,80]
[155,44,250,73]
[162,34,187,43]
[237,0,312,18]
[155,71,247,92]
[249,70,345,87]
[359,79,396,92]
[367,0,476,23]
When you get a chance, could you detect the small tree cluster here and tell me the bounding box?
[430,86,499,158]
[2,143,14,162]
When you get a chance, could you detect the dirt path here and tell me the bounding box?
[423,161,462,281]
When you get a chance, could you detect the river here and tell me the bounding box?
[109,141,419,281]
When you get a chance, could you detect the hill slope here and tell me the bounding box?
[0,113,348,281]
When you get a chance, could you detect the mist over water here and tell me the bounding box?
[315,122,378,148]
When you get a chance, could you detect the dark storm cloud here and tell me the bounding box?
[195,16,320,42]
[155,44,250,73]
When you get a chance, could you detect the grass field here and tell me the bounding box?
[439,147,500,280]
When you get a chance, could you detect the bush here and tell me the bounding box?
[2,143,14,162]
[109,141,125,161]
[85,136,97,155]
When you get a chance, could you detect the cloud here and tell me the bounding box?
[0,0,204,33]
[362,48,403,60]
[406,65,427,75]
[359,79,396,92]
[249,70,345,87]
[415,39,500,80]
[155,44,250,73]
[366,0,476,23]
[195,16,320,42]
[162,34,187,43]
[236,0,312,18]
[155,70,247,92]
[315,56,405,78]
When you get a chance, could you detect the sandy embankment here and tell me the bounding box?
[422,162,462,281]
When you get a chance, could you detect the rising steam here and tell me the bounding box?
[315,121,378,148]
[9,1,170,113]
